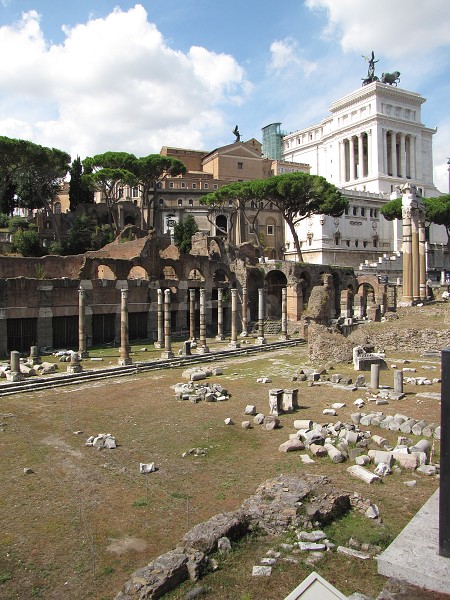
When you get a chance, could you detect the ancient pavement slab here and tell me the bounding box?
[377,489,450,595]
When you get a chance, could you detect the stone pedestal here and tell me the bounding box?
[29,345,41,366]
[281,388,298,412]
[7,351,22,381]
[269,389,283,416]
[67,352,83,373]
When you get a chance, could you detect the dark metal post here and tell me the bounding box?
[439,347,450,557]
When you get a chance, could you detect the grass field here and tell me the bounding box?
[0,309,444,600]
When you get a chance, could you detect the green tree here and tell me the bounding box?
[69,156,94,211]
[0,136,36,209]
[82,152,138,235]
[11,228,41,256]
[381,193,450,250]
[202,172,348,261]
[173,215,199,253]
[14,145,71,242]
[134,155,186,229]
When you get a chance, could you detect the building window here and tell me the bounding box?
[373,209,378,218]
[54,202,61,215]
[360,208,365,216]
[131,187,139,198]
[355,240,359,247]
[157,182,163,189]
[203,183,209,189]
[363,241,368,248]
[192,183,197,189]
[346,240,350,247]
[267,225,274,236]
[237,162,243,170]
[213,184,218,190]
[181,182,186,188]
[352,206,358,216]
[344,206,349,215]
[169,182,174,188]
[159,198,164,206]
[188,199,193,206]
[178,199,183,206]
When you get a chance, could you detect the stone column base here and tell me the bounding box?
[196,346,210,354]
[240,331,248,337]
[255,337,267,345]
[6,371,22,382]
[118,358,133,366]
[79,351,89,359]
[215,334,225,341]
[160,351,174,359]
[67,365,83,373]
[279,334,290,341]
[154,341,163,349]
[228,341,240,350]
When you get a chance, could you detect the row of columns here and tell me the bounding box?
[340,131,371,182]
[383,130,416,179]
[399,184,427,305]
[77,286,290,363]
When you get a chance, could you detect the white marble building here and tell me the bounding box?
[274,82,448,277]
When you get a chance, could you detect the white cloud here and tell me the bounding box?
[433,117,450,194]
[305,0,450,58]
[0,5,250,158]
[268,37,317,76]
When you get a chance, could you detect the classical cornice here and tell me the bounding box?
[330,82,425,113]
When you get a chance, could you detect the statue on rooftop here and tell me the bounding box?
[361,51,379,86]
[232,125,241,143]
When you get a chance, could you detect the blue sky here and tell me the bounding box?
[1,0,449,191]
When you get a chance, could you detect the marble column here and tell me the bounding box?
[241,286,248,336]
[401,203,413,305]
[154,289,164,348]
[118,288,132,365]
[197,288,209,354]
[399,133,406,177]
[411,209,420,302]
[78,288,89,358]
[256,288,266,345]
[367,130,372,177]
[419,211,427,301]
[357,134,364,179]
[349,137,356,181]
[161,289,174,359]
[7,350,22,381]
[280,287,289,340]
[216,288,224,340]
[390,131,397,177]
[189,289,196,341]
[228,288,240,349]
[339,140,346,182]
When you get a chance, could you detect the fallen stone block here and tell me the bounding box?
[309,443,328,457]
[337,546,371,560]
[324,443,345,463]
[253,413,265,425]
[299,454,315,464]
[297,542,326,551]
[416,464,437,476]
[252,565,272,576]
[245,405,256,415]
[347,465,382,484]
[294,419,313,430]
[298,530,327,542]
[279,439,304,452]
[263,416,280,430]
[140,462,156,474]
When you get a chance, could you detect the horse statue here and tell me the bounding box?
[380,71,401,86]
[362,75,379,86]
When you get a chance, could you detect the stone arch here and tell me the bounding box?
[299,271,312,309]
[162,265,179,281]
[355,282,377,319]
[213,269,228,283]
[264,269,288,318]
[124,215,136,226]
[97,264,116,280]
[188,268,205,282]
[215,215,227,237]
[128,265,149,280]
[247,268,264,322]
